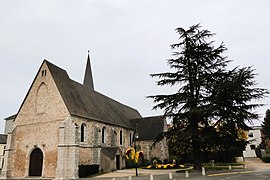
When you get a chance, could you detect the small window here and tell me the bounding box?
[129,133,132,146]
[3,146,6,156]
[248,132,254,138]
[1,159,4,169]
[250,145,256,150]
[41,70,47,77]
[81,123,86,142]
[120,130,123,145]
[111,130,117,146]
[102,127,106,144]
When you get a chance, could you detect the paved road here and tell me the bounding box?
[81,158,270,180]
[82,170,270,180]
[205,170,270,180]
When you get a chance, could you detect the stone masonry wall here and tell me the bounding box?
[72,116,135,167]
[138,139,169,161]
[3,62,70,179]
[55,117,79,179]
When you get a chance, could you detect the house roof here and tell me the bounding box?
[46,60,142,129]
[130,116,165,141]
[4,114,17,121]
[0,134,7,144]
[250,126,262,130]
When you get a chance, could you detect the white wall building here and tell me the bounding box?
[243,126,262,158]
[0,135,7,170]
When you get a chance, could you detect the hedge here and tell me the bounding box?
[78,164,99,178]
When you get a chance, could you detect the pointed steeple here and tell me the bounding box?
[83,51,94,90]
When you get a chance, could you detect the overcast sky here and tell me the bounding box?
[0,0,270,133]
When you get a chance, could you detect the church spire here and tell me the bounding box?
[83,50,94,90]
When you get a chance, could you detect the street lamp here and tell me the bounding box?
[133,132,139,176]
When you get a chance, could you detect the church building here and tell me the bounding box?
[1,54,168,179]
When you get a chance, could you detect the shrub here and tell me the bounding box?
[151,157,162,164]
[125,156,147,168]
[78,164,99,178]
[255,146,262,158]
[261,156,270,163]
[142,159,151,167]
[125,158,136,168]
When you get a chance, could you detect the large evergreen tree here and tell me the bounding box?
[262,109,270,147]
[149,24,268,170]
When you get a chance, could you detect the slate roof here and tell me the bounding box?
[4,114,17,120]
[83,53,95,90]
[130,116,165,141]
[101,147,118,159]
[0,134,7,144]
[46,60,142,129]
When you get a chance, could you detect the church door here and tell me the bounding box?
[29,148,43,176]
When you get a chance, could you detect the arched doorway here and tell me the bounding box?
[29,148,43,176]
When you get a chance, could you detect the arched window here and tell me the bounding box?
[81,123,86,142]
[36,83,48,113]
[111,130,117,146]
[94,126,100,145]
[102,127,106,144]
[129,132,132,146]
[120,130,123,145]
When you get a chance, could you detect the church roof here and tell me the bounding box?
[100,147,118,159]
[46,60,142,129]
[130,116,165,141]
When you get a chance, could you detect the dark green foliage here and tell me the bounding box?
[125,157,150,168]
[260,109,270,149]
[262,109,270,139]
[261,156,270,163]
[78,164,99,178]
[255,146,262,158]
[149,24,268,171]
[125,158,136,168]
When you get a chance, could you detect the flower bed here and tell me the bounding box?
[145,164,185,169]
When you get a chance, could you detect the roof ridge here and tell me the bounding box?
[46,60,142,128]
[70,79,141,115]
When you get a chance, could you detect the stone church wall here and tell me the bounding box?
[2,63,70,179]
[100,152,115,172]
[72,116,134,168]
[138,139,169,161]
[55,117,79,179]
[2,60,169,179]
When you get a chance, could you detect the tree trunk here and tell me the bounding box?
[192,139,202,171]
[190,113,202,171]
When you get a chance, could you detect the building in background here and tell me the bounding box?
[0,134,7,171]
[243,126,262,158]
[4,115,16,134]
